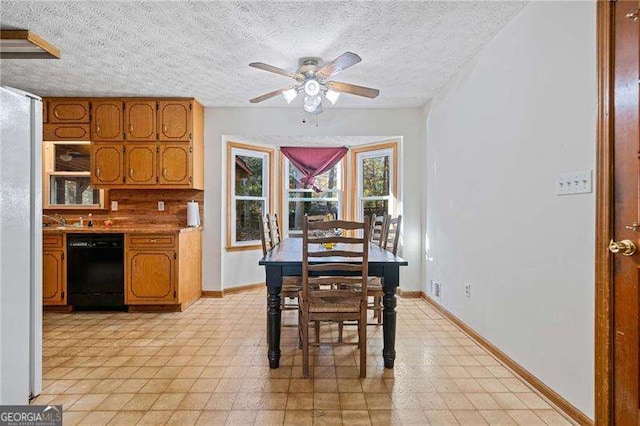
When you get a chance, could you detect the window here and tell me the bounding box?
[42,141,104,209]
[352,142,398,220]
[283,157,343,235]
[227,142,273,250]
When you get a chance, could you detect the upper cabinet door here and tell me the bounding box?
[158,143,191,185]
[125,100,157,141]
[48,100,90,123]
[158,100,192,141]
[92,100,124,141]
[92,143,123,185]
[125,143,156,185]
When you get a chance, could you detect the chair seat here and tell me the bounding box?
[283,276,302,285]
[301,292,361,313]
[282,276,302,294]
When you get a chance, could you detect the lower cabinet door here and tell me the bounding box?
[126,250,176,304]
[43,250,66,305]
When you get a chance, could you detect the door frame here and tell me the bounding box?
[595,0,616,423]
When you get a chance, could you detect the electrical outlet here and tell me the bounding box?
[556,170,592,195]
[431,280,441,300]
[464,282,471,299]
[158,201,165,211]
[111,201,118,211]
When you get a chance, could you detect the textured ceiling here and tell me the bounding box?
[0,1,526,108]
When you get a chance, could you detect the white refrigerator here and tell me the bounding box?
[0,86,43,404]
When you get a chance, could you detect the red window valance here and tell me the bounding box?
[281,146,348,191]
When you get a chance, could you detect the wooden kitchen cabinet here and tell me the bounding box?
[124,143,156,185]
[126,250,176,304]
[43,235,66,306]
[48,100,90,123]
[92,100,124,141]
[92,143,123,185]
[158,143,190,185]
[158,100,192,141]
[125,100,156,141]
[43,123,90,141]
[125,231,201,309]
[43,97,204,190]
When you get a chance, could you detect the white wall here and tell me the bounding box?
[425,1,595,418]
[203,107,424,292]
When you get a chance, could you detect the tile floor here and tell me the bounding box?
[35,290,575,425]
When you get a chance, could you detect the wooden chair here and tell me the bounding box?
[299,217,370,378]
[263,213,301,312]
[267,213,282,246]
[259,214,274,256]
[369,213,387,246]
[369,215,402,324]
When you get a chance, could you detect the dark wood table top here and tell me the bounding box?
[259,237,408,266]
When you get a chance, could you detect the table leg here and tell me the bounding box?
[267,285,282,369]
[382,285,397,369]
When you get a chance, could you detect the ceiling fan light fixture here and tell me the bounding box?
[303,94,321,113]
[281,87,297,104]
[59,154,73,162]
[303,79,320,96]
[325,89,341,106]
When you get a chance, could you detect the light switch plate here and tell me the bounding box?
[111,201,118,211]
[556,170,592,196]
[158,201,165,211]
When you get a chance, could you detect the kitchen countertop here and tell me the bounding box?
[43,225,203,234]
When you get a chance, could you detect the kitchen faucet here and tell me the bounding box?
[43,214,67,226]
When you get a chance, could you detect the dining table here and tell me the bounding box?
[258,237,409,369]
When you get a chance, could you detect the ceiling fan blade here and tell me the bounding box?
[326,81,380,99]
[317,52,362,80]
[249,62,296,79]
[249,85,297,104]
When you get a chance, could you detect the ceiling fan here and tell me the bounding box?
[58,149,89,162]
[249,52,379,115]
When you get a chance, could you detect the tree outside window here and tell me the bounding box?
[227,142,273,249]
[285,159,342,234]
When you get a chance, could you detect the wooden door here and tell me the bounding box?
[43,250,66,305]
[126,250,176,304]
[124,143,156,185]
[158,143,191,185]
[158,100,192,141]
[92,100,124,141]
[612,1,640,423]
[48,100,90,123]
[92,143,123,185]
[125,100,157,141]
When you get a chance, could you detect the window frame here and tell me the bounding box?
[351,141,398,221]
[42,141,106,209]
[280,155,345,237]
[226,141,274,251]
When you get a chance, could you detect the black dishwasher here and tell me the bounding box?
[67,234,125,310]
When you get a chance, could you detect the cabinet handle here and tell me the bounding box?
[96,168,101,177]
[129,124,134,133]
[162,168,167,178]
[96,121,101,133]
[149,239,157,243]
[129,168,134,177]
[163,125,167,133]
